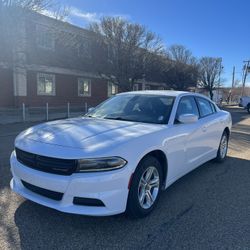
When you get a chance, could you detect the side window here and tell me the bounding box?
[176,96,199,119]
[196,97,214,117]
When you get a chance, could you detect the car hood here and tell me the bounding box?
[15,117,165,151]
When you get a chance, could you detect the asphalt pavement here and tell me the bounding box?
[0,106,249,250]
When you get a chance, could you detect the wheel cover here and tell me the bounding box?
[138,166,160,209]
[220,135,228,158]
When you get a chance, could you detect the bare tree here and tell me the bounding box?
[198,57,223,100]
[168,44,196,65]
[89,17,165,91]
[163,45,199,90]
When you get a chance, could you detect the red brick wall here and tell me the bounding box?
[26,71,108,107]
[0,68,14,107]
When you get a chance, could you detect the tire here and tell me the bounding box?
[126,156,163,218]
[215,131,229,163]
[247,104,250,114]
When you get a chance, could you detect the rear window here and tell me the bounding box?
[196,97,214,117]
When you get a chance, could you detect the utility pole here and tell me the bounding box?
[242,60,250,96]
[232,66,235,89]
[230,66,235,103]
[217,58,223,103]
[218,58,223,87]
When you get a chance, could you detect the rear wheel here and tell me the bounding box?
[247,104,250,114]
[126,156,163,218]
[215,131,229,163]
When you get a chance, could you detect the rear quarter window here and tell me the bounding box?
[210,102,217,113]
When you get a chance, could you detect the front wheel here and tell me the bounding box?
[215,131,229,163]
[126,156,163,218]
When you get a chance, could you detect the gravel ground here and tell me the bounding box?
[0,106,249,250]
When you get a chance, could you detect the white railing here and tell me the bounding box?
[0,102,89,124]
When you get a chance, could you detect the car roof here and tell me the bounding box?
[117,90,214,102]
[117,90,189,97]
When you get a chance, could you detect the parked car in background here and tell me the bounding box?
[10,91,232,218]
[239,96,250,113]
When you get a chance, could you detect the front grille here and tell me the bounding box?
[16,148,77,175]
[22,180,63,201]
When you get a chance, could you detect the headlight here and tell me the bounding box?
[76,157,127,172]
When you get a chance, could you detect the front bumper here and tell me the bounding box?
[10,151,131,216]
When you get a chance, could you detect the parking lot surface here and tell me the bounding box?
[0,106,249,250]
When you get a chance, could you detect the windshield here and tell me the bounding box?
[86,94,175,124]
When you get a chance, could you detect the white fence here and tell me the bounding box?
[0,102,89,124]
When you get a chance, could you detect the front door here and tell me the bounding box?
[175,96,207,169]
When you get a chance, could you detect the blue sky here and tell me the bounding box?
[60,0,250,87]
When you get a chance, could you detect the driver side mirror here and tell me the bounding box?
[177,114,198,124]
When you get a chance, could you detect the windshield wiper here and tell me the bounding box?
[104,117,133,122]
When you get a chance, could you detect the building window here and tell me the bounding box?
[78,78,91,96]
[78,40,91,58]
[36,25,55,50]
[37,73,55,96]
[133,84,139,91]
[108,82,118,97]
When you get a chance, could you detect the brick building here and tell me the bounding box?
[0,11,166,108]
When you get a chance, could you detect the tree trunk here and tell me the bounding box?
[209,89,214,100]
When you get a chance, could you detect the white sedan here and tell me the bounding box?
[10,91,232,218]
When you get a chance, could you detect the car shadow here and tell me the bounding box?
[5,156,250,249]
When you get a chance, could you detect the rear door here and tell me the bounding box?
[195,97,221,161]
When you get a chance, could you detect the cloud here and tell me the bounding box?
[40,9,59,19]
[39,6,130,26]
[40,8,72,21]
[69,7,130,24]
[70,7,100,23]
